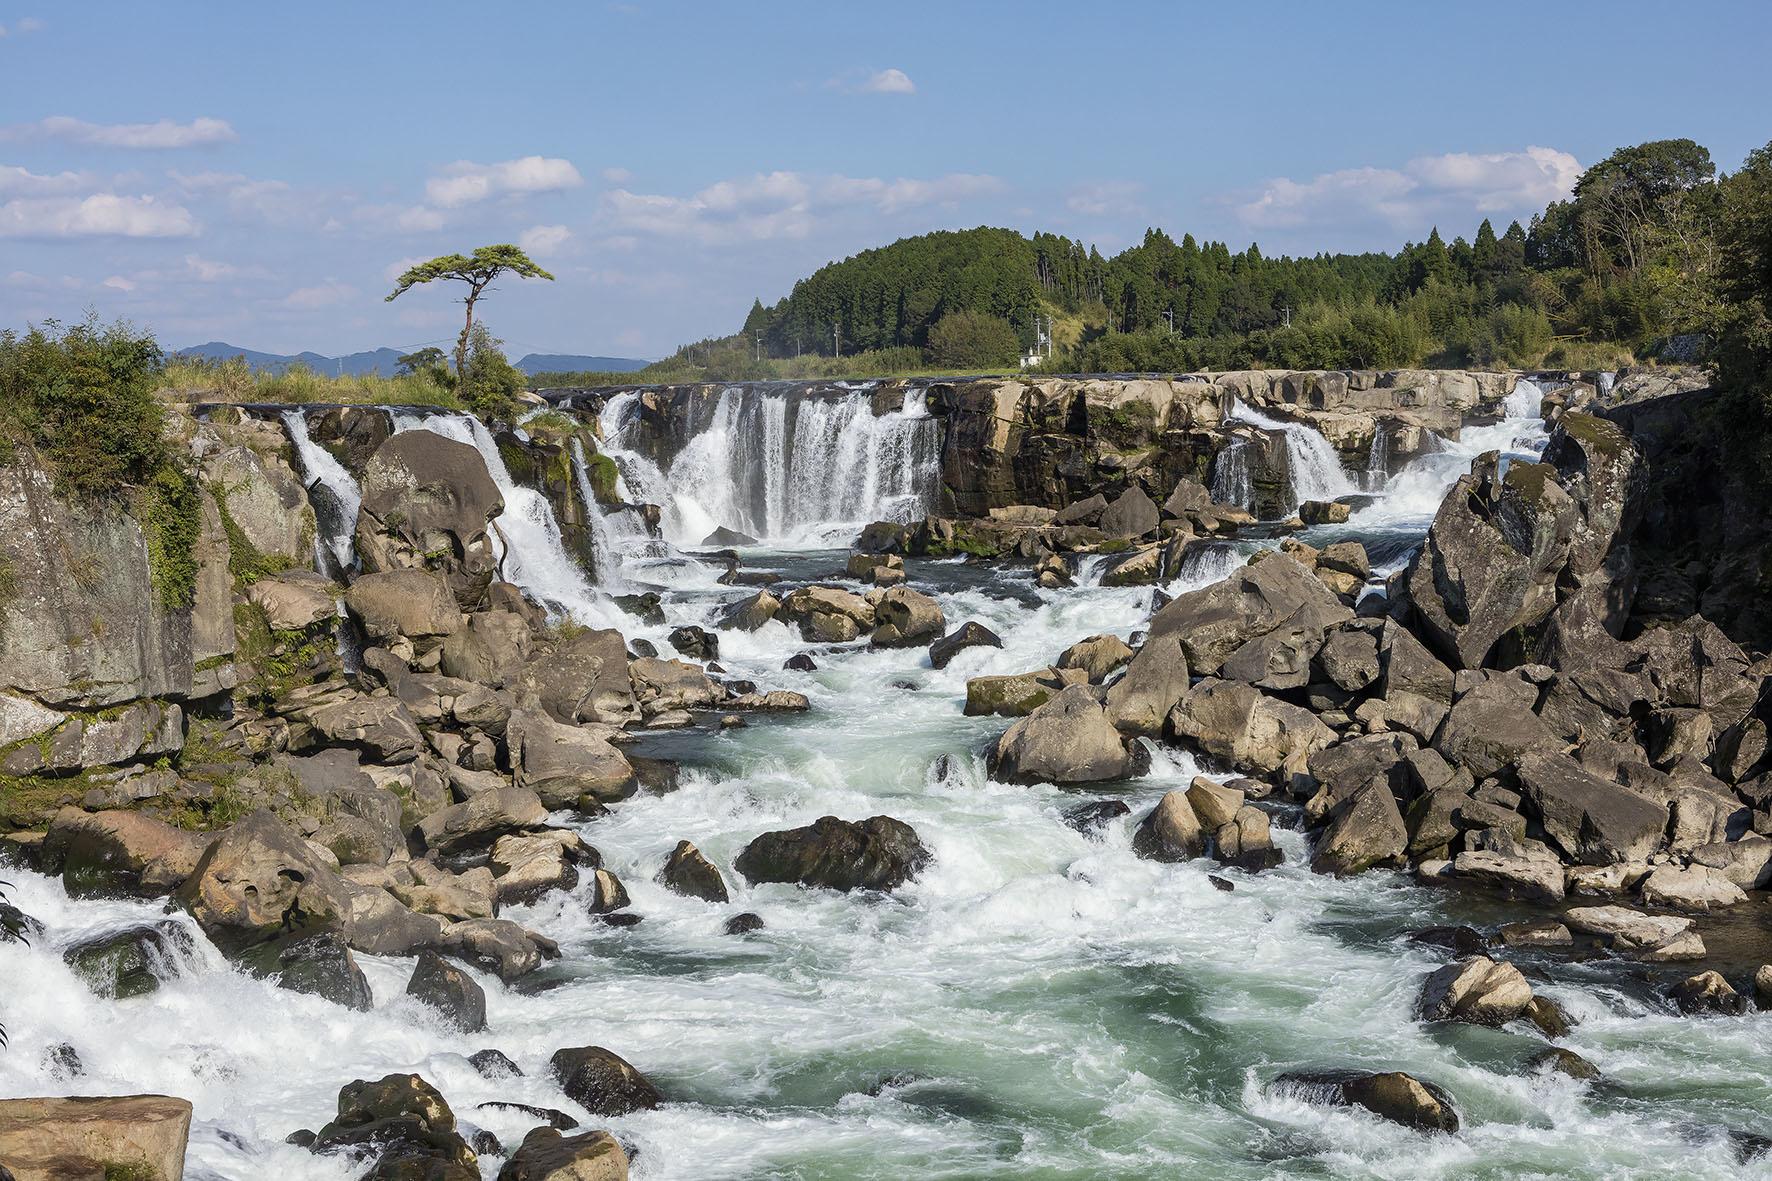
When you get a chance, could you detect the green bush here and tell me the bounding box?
[461,324,525,423]
[926,310,1022,369]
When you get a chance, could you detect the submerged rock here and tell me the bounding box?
[550,1046,664,1116]
[406,950,488,1033]
[735,815,931,892]
[1272,1069,1460,1133]
[657,839,730,903]
[62,920,194,1000]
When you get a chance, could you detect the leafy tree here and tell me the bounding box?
[385,245,554,382]
[1715,140,1772,405]
[396,346,449,381]
[460,324,525,423]
[926,310,1021,369]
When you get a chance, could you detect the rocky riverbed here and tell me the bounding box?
[1,366,1769,1180]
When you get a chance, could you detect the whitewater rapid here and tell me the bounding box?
[3,378,1767,1179]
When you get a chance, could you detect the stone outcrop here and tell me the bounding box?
[355,430,504,609]
[735,815,931,892]
[0,1095,192,1181]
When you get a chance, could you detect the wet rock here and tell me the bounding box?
[1311,779,1406,876]
[735,815,931,892]
[1061,799,1129,834]
[628,657,725,716]
[550,1046,664,1116]
[589,868,631,914]
[313,1072,477,1177]
[870,587,945,648]
[406,950,487,1033]
[668,625,719,661]
[1130,791,1204,862]
[236,930,373,1010]
[437,918,556,982]
[0,1095,194,1181]
[497,1126,629,1181]
[783,653,818,672]
[476,1101,574,1129]
[1099,486,1159,539]
[1169,678,1335,781]
[1669,970,1746,1016]
[778,585,875,642]
[1103,633,1191,737]
[1526,995,1576,1039]
[1417,955,1534,1026]
[929,621,1003,670]
[470,1050,522,1079]
[491,830,592,906]
[718,590,780,632]
[43,807,209,899]
[963,666,1082,717]
[1408,926,1487,956]
[1272,1070,1459,1133]
[724,912,765,935]
[1495,920,1573,949]
[62,920,194,1000]
[1299,499,1350,525]
[1208,875,1235,892]
[657,840,729,903]
[175,810,353,953]
[989,684,1143,785]
[1057,634,1135,683]
[1530,1047,1599,1080]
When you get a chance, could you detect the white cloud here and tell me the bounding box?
[183,254,237,281]
[4,116,237,149]
[600,170,1003,244]
[519,224,573,256]
[0,164,87,196]
[383,255,428,283]
[0,193,197,238]
[0,17,44,37]
[101,274,135,292]
[1066,180,1145,219]
[601,166,632,183]
[284,281,356,310]
[424,155,583,207]
[1234,146,1582,237]
[859,68,915,95]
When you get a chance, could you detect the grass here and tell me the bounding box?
[159,358,462,407]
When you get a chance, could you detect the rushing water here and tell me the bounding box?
[281,410,363,578]
[599,386,942,546]
[3,377,1767,1180]
[1224,399,1357,511]
[1210,438,1254,512]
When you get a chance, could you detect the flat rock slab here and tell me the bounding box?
[0,1094,192,1180]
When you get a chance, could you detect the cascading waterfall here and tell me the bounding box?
[1224,398,1355,510]
[599,385,941,547]
[568,437,660,591]
[1503,376,1545,419]
[392,411,607,622]
[1598,370,1617,396]
[1209,439,1253,511]
[1363,425,1391,492]
[280,409,362,577]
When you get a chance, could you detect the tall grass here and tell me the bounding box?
[160,357,462,407]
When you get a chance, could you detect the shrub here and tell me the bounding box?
[926,310,1022,369]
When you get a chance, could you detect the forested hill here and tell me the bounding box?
[662,137,1728,380]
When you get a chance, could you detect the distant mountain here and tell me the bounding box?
[174,342,649,378]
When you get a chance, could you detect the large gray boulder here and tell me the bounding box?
[989,685,1142,785]
[735,815,930,892]
[550,1046,663,1116]
[440,610,533,687]
[498,1127,629,1180]
[201,437,312,565]
[44,807,210,898]
[507,709,637,808]
[344,570,465,642]
[1515,750,1667,865]
[1103,633,1190,736]
[1150,553,1351,676]
[1310,778,1407,875]
[1417,955,1534,1026]
[355,430,504,609]
[1273,1070,1459,1134]
[519,627,639,725]
[0,1095,194,1181]
[174,810,354,953]
[1433,679,1559,780]
[1098,486,1159,539]
[1168,678,1335,782]
[415,786,549,855]
[870,586,945,648]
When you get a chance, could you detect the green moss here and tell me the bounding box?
[498,439,536,485]
[211,482,298,587]
[0,555,15,603]
[231,601,333,707]
[0,772,88,830]
[584,452,620,506]
[103,1161,160,1181]
[138,464,201,610]
[1096,538,1133,554]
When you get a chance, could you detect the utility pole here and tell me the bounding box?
[832,323,841,359]
[754,332,763,362]
[1163,309,1175,335]
[1281,304,1292,328]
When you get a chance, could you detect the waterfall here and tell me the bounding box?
[392,412,605,621]
[1170,540,1244,594]
[1363,425,1390,492]
[1210,439,1253,511]
[1225,399,1355,509]
[1598,370,1617,396]
[569,438,661,591]
[1503,377,1545,419]
[599,385,941,547]
[280,409,362,578]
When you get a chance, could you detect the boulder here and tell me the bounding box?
[1099,486,1160,539]
[1299,499,1350,525]
[990,685,1141,785]
[735,815,930,892]
[963,667,1083,717]
[355,430,504,608]
[718,590,780,632]
[1151,553,1352,676]
[929,621,1003,670]
[1637,864,1747,912]
[441,611,534,688]
[344,569,466,642]
[313,1072,477,1176]
[491,830,592,905]
[1054,493,1107,526]
[507,709,637,808]
[657,839,730,903]
[437,918,556,982]
[0,1095,192,1181]
[496,1127,629,1181]
[1417,955,1534,1026]
[416,787,549,855]
[174,810,352,953]
[627,658,725,715]
[519,628,639,726]
[550,1046,664,1116]
[669,624,719,661]
[870,587,945,648]
[1102,633,1190,737]
[62,920,194,1000]
[1317,628,1380,692]
[1057,634,1135,683]
[1515,751,1666,865]
[1272,1070,1459,1133]
[1563,905,1704,959]
[43,807,209,898]
[1168,678,1335,781]
[777,586,875,642]
[1435,681,1560,780]
[1669,970,1746,1016]
[406,949,488,1032]
[1130,791,1204,862]
[1310,778,1407,875]
[1450,849,1565,905]
[248,572,337,632]
[236,929,373,1010]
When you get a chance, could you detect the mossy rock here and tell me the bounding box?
[64,920,195,999]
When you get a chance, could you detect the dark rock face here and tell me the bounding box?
[406,950,488,1032]
[929,621,1003,670]
[237,930,373,1011]
[1062,799,1130,834]
[550,1045,664,1115]
[62,920,194,999]
[1273,1070,1460,1133]
[311,1072,477,1178]
[657,839,730,903]
[354,430,505,610]
[724,912,765,935]
[669,624,719,661]
[469,1050,522,1079]
[735,815,931,892]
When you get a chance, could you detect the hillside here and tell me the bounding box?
[175,341,647,378]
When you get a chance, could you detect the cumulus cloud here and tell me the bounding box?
[519,224,573,256]
[424,155,583,207]
[1065,180,1146,218]
[859,68,915,95]
[4,116,237,149]
[0,164,88,196]
[0,193,197,238]
[1234,146,1582,238]
[600,169,1002,244]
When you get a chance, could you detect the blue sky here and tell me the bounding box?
[2,0,1768,359]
